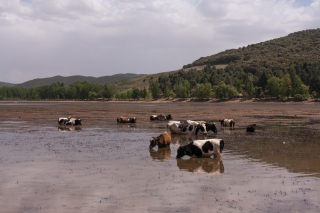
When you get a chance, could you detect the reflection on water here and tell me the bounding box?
[58,126,82,132]
[149,147,171,161]
[226,124,320,178]
[116,123,136,128]
[176,158,224,174]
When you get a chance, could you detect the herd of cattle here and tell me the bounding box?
[58,114,256,159]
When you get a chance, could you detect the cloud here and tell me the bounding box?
[0,0,319,83]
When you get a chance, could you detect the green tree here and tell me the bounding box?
[257,71,268,91]
[174,83,188,98]
[164,86,174,98]
[213,82,238,99]
[149,80,162,99]
[194,83,212,99]
[132,88,141,99]
[102,84,116,99]
[267,76,281,97]
[280,74,292,97]
[245,76,256,97]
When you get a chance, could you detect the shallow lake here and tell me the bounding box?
[0,101,319,212]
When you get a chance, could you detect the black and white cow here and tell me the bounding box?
[58,117,70,125]
[58,117,82,125]
[168,120,217,135]
[176,139,224,159]
[117,116,137,123]
[246,124,256,132]
[219,119,235,128]
[68,118,82,125]
[150,114,172,121]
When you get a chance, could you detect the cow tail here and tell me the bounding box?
[220,140,224,153]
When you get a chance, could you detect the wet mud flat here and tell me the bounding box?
[0,101,319,213]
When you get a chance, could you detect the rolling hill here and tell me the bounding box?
[0,73,144,88]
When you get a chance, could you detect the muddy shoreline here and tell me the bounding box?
[0,101,319,213]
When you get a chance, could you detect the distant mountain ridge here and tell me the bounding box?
[0,73,144,88]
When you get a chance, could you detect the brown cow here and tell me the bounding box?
[149,132,171,149]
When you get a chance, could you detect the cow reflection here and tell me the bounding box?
[149,147,171,161]
[176,158,224,174]
[116,123,136,129]
[58,126,82,132]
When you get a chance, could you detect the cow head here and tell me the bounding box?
[176,144,193,158]
[74,119,82,125]
[205,123,217,134]
[195,123,207,135]
[219,119,225,125]
[166,114,172,120]
[149,137,159,149]
[129,117,137,123]
[176,146,186,158]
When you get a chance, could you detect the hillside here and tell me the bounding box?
[184,29,320,70]
[15,73,143,88]
[0,82,15,87]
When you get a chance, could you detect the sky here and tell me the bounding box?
[0,0,319,84]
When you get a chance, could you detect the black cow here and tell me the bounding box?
[176,139,224,158]
[246,124,256,132]
[150,114,172,121]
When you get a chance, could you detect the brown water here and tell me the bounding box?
[0,101,319,213]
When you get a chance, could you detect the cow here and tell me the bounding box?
[167,120,217,135]
[176,158,224,174]
[149,132,171,149]
[219,119,235,128]
[58,117,82,125]
[150,114,172,121]
[246,124,256,132]
[68,118,82,125]
[176,139,224,159]
[58,117,70,125]
[117,116,137,123]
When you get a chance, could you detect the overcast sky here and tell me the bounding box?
[0,0,319,83]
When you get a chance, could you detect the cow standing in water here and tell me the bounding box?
[150,114,172,121]
[117,116,137,123]
[176,139,224,159]
[219,119,235,128]
[167,120,217,135]
[149,132,171,149]
[246,124,256,132]
[58,117,82,125]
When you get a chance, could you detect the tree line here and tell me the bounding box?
[148,64,318,101]
[0,64,319,101]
